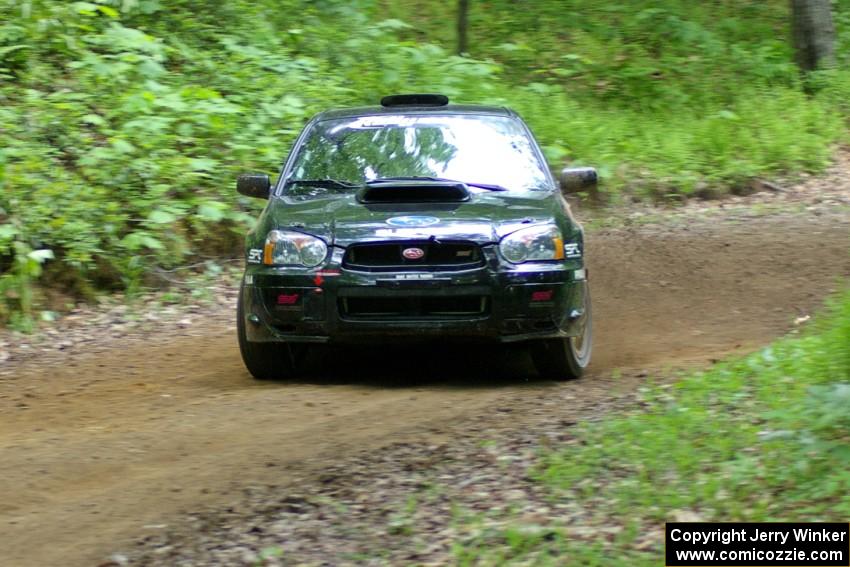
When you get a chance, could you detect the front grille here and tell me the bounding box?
[340,296,489,319]
[343,241,484,272]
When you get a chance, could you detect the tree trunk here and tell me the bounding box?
[790,0,836,72]
[457,0,469,56]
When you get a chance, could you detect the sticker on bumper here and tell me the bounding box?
[564,243,582,259]
[247,249,263,264]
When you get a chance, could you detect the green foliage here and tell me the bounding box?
[1,0,850,323]
[540,290,850,517]
[384,0,801,110]
[454,289,850,563]
[377,0,850,195]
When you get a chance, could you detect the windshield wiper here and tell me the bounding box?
[284,178,359,191]
[368,176,508,192]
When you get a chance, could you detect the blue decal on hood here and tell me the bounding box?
[386,216,440,227]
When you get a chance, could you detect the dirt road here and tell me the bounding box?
[1,211,848,567]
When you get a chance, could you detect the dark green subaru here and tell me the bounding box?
[236,94,595,380]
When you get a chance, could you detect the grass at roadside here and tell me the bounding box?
[452,289,850,565]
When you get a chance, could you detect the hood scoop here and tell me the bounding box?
[357,180,470,204]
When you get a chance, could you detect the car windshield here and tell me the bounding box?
[285,114,551,193]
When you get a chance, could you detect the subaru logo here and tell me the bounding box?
[386,215,440,228]
[402,247,425,260]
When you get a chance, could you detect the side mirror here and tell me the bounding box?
[560,167,598,195]
[237,174,271,199]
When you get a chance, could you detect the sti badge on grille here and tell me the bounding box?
[402,247,425,260]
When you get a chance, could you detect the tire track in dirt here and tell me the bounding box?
[0,212,848,567]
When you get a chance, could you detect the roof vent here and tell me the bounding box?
[380,94,449,107]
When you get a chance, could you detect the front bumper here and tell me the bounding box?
[241,257,587,345]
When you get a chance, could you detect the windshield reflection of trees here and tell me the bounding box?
[287,116,551,194]
[291,126,457,186]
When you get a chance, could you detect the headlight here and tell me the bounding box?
[263,230,328,267]
[499,225,565,264]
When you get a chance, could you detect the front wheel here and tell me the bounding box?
[530,289,592,380]
[237,283,305,380]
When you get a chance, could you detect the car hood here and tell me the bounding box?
[265,192,563,247]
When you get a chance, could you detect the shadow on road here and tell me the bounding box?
[280,342,561,389]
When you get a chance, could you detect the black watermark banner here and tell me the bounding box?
[666,523,849,566]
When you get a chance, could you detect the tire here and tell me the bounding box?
[237,283,304,380]
[531,287,592,380]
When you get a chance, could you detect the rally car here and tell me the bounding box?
[236,94,595,380]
